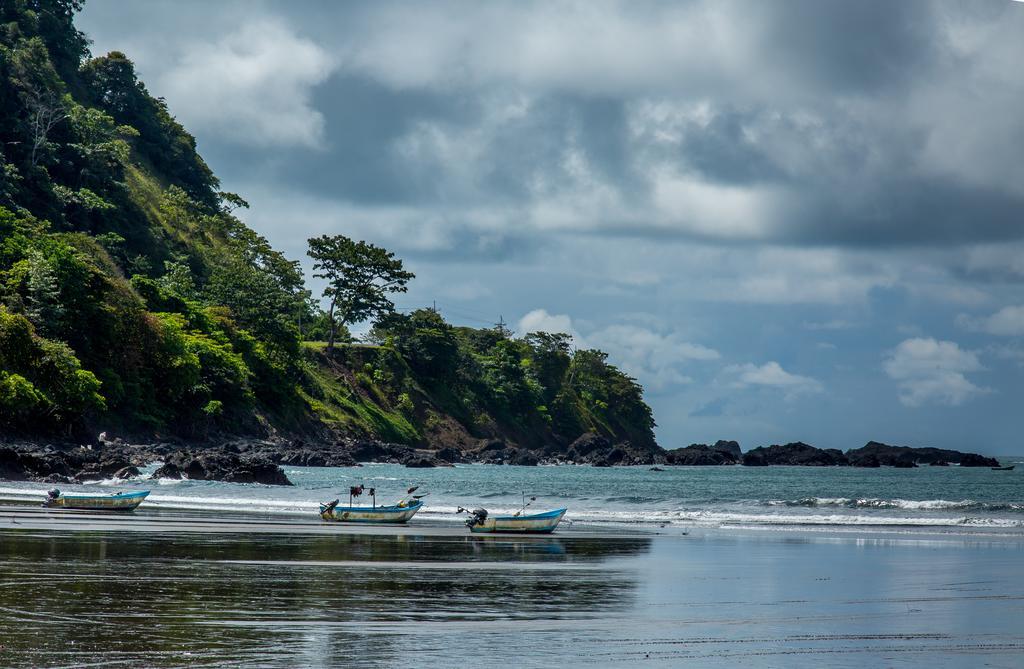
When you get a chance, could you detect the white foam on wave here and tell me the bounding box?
[765,497,1024,512]
[2,485,1021,531]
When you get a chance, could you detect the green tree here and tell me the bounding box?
[307,235,414,350]
[24,249,63,337]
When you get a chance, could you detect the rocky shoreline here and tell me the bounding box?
[0,434,1001,487]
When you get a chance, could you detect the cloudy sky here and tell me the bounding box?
[79,0,1024,454]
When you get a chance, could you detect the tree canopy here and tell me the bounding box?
[307,234,414,349]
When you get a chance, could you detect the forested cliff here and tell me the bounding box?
[0,1,659,457]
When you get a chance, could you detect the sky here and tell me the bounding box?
[78,0,1024,454]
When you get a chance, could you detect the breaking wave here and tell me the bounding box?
[766,498,1024,513]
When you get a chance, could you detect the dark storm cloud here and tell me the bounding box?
[79,0,1024,251]
[748,0,941,94]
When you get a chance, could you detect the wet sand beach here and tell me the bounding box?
[1,505,1022,668]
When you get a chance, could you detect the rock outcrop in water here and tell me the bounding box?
[153,450,293,486]
[742,442,849,467]
[664,442,741,465]
[0,433,1003,482]
[846,441,998,468]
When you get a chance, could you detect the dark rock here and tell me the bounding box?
[275,449,358,468]
[404,456,436,468]
[713,440,742,460]
[958,452,999,467]
[151,462,184,479]
[161,451,293,485]
[0,447,30,481]
[39,473,71,484]
[435,447,465,464]
[112,465,140,479]
[846,441,998,468]
[930,460,950,467]
[742,442,848,466]
[569,432,611,457]
[666,443,738,466]
[649,466,665,472]
[477,439,508,453]
[591,447,627,467]
[510,450,539,466]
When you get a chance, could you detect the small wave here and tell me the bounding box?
[766,498,1024,513]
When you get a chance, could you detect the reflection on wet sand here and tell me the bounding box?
[0,529,652,668]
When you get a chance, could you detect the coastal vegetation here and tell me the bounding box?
[0,1,657,456]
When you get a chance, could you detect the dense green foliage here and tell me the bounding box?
[366,309,657,449]
[0,1,657,451]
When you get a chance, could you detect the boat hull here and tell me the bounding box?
[470,508,567,534]
[44,490,150,511]
[320,500,423,523]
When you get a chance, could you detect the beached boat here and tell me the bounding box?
[42,489,149,511]
[463,507,567,534]
[319,498,423,523]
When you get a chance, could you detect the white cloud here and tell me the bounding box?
[957,305,1024,336]
[517,309,576,338]
[586,324,720,391]
[724,361,823,398]
[158,19,334,148]
[515,310,719,391]
[883,337,989,407]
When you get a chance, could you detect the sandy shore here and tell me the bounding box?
[1,507,1022,667]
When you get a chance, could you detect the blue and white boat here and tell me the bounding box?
[319,498,423,524]
[464,507,567,534]
[42,489,149,511]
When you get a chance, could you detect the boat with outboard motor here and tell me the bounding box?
[42,489,150,511]
[458,494,567,534]
[320,485,426,523]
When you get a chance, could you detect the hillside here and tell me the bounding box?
[0,1,658,459]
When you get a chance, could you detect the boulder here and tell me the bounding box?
[0,447,29,481]
[569,432,611,457]
[510,450,540,466]
[161,451,293,485]
[112,465,140,479]
[151,462,184,479]
[713,440,742,460]
[435,447,465,464]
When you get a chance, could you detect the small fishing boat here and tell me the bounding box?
[42,489,149,511]
[319,499,423,523]
[460,506,567,534]
[992,465,1015,471]
[319,485,425,524]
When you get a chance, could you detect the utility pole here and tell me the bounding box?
[495,315,511,338]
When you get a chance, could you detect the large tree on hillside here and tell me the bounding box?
[307,235,414,350]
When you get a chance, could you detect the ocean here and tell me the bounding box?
[2,459,1022,533]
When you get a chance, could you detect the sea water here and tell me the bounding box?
[2,459,1022,533]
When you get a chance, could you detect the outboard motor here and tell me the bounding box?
[461,507,488,529]
[43,488,60,508]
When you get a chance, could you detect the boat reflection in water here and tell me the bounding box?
[0,528,652,667]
